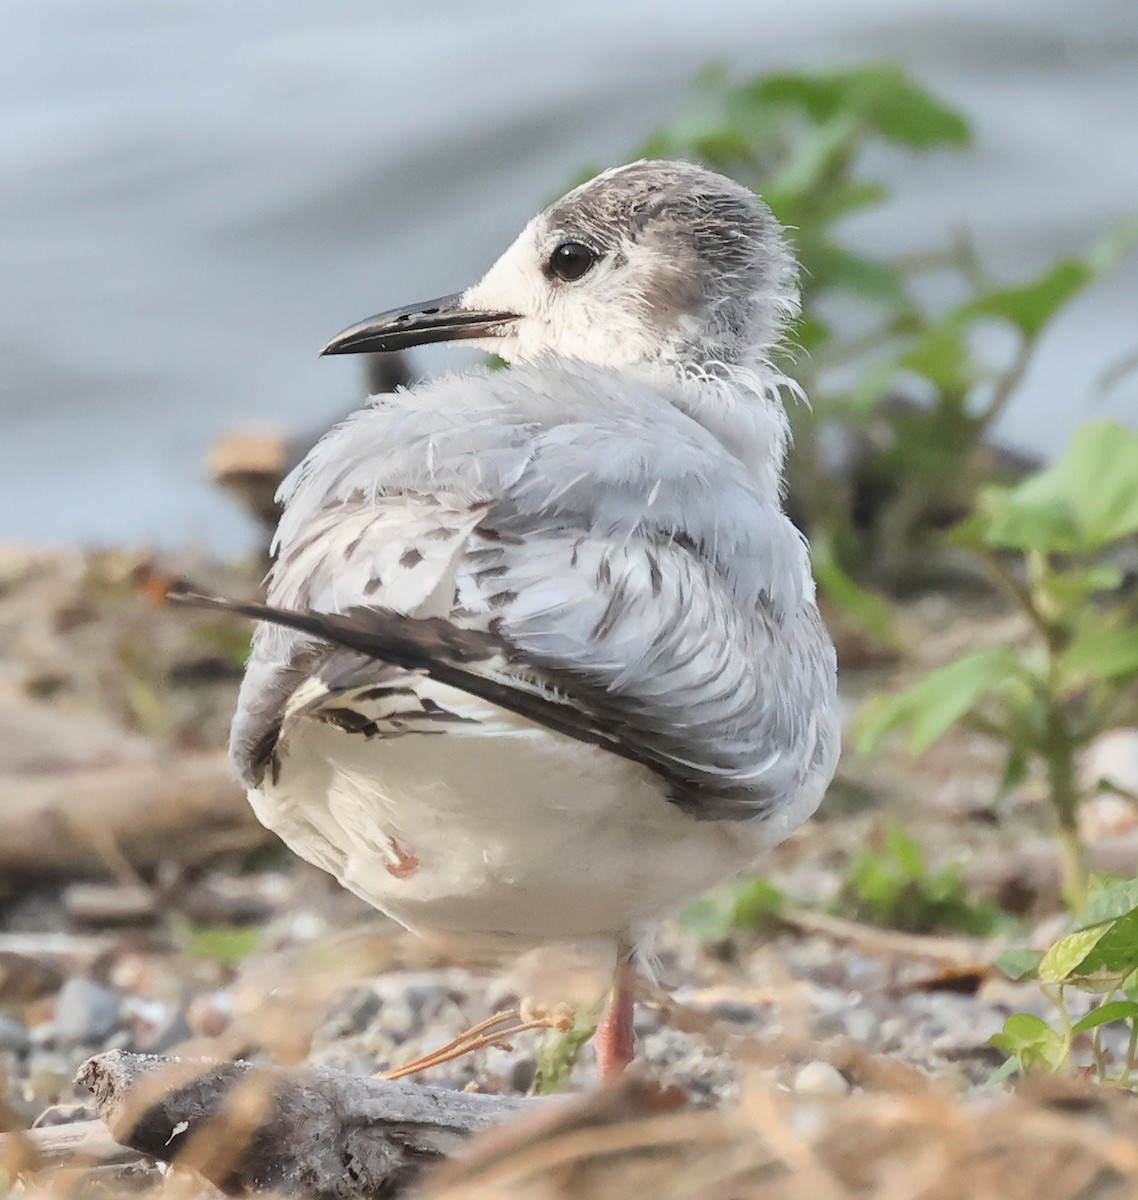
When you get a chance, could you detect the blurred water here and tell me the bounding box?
[2,0,1136,552]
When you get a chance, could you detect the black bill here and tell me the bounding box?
[319,293,519,356]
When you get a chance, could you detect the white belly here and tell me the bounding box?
[249,691,805,943]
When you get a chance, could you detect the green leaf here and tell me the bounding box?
[680,888,736,941]
[813,245,903,303]
[1064,423,1138,547]
[733,879,786,930]
[984,1055,1022,1086]
[964,261,1092,338]
[836,824,996,935]
[1071,910,1138,978]
[979,486,1081,554]
[995,948,1044,982]
[1038,926,1112,983]
[1086,213,1138,275]
[680,878,785,940]
[849,66,971,149]
[996,745,1028,801]
[185,924,262,965]
[791,315,830,355]
[532,1015,597,1095]
[812,180,889,222]
[884,826,924,877]
[982,421,1138,552]
[899,321,975,393]
[751,66,970,149]
[990,1013,1067,1072]
[1058,625,1138,689]
[747,71,847,121]
[1071,877,1138,932]
[845,357,899,416]
[1070,1000,1138,1036]
[858,648,1022,755]
[1042,564,1125,611]
[764,110,861,198]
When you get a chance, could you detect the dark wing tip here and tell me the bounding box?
[166,586,241,612]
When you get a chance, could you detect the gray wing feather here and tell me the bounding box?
[231,359,838,818]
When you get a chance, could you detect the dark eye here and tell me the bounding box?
[548,241,597,282]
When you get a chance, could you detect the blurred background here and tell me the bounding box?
[2,0,1136,552]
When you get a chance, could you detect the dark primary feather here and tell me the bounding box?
[168,588,783,819]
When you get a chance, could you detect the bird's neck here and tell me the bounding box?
[637,360,794,505]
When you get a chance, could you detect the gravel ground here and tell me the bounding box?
[1,545,1134,1198]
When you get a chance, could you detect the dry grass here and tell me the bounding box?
[422,1072,1138,1200]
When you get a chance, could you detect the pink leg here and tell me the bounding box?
[595,945,637,1083]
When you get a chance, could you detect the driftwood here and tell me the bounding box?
[0,751,265,881]
[0,1119,143,1171]
[73,1049,533,1198]
[777,904,986,966]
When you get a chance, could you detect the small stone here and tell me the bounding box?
[711,1001,760,1025]
[810,1011,845,1039]
[793,1060,850,1097]
[26,1049,75,1103]
[134,1007,193,1054]
[509,1057,536,1093]
[187,990,233,1039]
[842,1008,879,1044]
[0,950,66,1004]
[63,883,157,927]
[53,976,123,1047]
[1081,728,1138,800]
[1078,791,1138,842]
[0,1014,30,1053]
[317,986,382,1041]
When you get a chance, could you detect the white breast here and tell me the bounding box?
[248,680,804,944]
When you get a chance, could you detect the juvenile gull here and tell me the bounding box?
[182,160,840,1080]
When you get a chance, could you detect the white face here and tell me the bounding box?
[319,163,794,374]
[460,215,705,370]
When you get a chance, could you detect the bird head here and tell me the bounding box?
[321,160,798,379]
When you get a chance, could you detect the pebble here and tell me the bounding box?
[26,1049,75,1103]
[793,1060,850,1097]
[509,1057,537,1093]
[710,1001,761,1025]
[316,985,383,1041]
[842,1008,880,1044]
[187,990,234,1039]
[134,1008,193,1054]
[0,1014,30,1053]
[1081,728,1138,798]
[53,976,123,1048]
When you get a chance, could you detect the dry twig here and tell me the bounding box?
[74,1049,534,1198]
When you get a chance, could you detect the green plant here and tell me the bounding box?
[861,421,1138,909]
[177,919,263,965]
[532,1014,598,1095]
[633,65,1133,597]
[837,824,997,935]
[680,877,786,941]
[679,829,996,941]
[992,877,1138,1086]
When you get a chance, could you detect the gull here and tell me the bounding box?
[179,160,840,1081]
